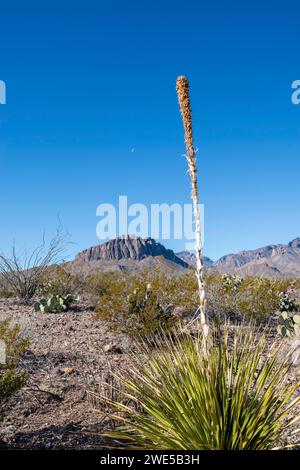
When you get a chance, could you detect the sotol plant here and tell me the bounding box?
[176,76,208,345]
[103,325,300,450]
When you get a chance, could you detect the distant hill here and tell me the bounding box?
[176,251,214,268]
[68,236,300,279]
[176,237,300,279]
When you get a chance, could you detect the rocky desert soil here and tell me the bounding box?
[0,297,133,449]
[1,295,300,450]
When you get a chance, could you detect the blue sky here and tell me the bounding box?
[0,0,299,260]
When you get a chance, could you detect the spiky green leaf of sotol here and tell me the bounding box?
[104,325,300,450]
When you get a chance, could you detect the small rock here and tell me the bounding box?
[61,367,75,375]
[78,390,86,400]
[0,425,15,438]
[0,340,6,364]
[103,343,122,354]
[291,340,300,366]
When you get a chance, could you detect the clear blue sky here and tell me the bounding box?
[0,0,299,260]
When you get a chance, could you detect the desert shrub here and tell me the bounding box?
[0,290,14,299]
[94,270,198,338]
[235,278,281,318]
[84,272,126,298]
[205,274,299,320]
[37,265,82,298]
[0,276,15,299]
[126,283,175,337]
[94,271,300,335]
[104,324,300,450]
[0,228,67,303]
[0,318,28,420]
[205,273,237,318]
[205,273,251,319]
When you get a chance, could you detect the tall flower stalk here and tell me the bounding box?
[176,76,208,346]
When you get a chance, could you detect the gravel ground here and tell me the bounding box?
[0,297,133,449]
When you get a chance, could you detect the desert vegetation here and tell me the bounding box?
[103,324,300,450]
[0,260,300,449]
[0,228,67,304]
[0,318,28,421]
[96,76,300,450]
[92,270,300,335]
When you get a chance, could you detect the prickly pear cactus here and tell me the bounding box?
[279,292,297,313]
[221,274,242,289]
[277,311,300,337]
[34,294,78,313]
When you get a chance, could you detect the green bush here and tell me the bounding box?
[0,318,28,420]
[93,271,300,336]
[94,271,193,338]
[104,324,300,450]
[37,265,82,298]
[84,272,126,298]
[206,274,299,319]
[0,289,14,299]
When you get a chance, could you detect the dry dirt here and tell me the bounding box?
[0,297,133,449]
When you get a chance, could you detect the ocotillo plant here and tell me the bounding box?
[176,76,208,345]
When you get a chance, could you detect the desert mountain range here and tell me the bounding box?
[69,235,300,279]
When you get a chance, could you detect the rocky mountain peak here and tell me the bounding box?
[288,238,300,250]
[176,251,214,267]
[74,235,188,268]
